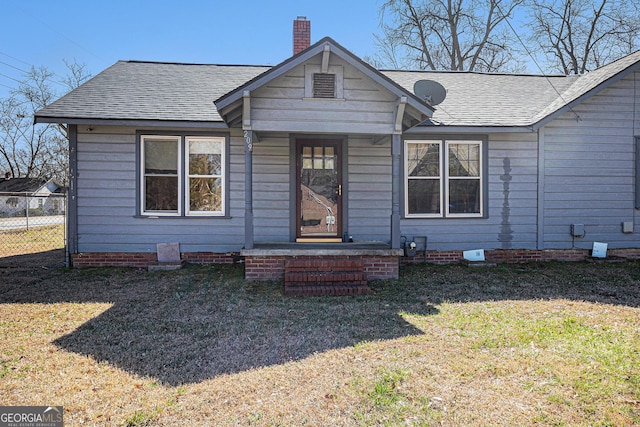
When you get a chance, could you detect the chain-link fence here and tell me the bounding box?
[0,192,66,258]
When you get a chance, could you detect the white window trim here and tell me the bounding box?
[404,139,484,218]
[445,141,483,218]
[405,140,443,218]
[141,135,182,216]
[185,136,225,217]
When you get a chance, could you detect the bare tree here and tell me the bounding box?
[528,0,640,74]
[0,61,90,184]
[377,0,526,71]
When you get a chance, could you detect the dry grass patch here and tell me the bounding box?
[0,224,64,257]
[0,258,638,426]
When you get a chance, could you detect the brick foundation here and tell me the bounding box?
[71,252,237,268]
[72,252,158,268]
[402,248,640,265]
[71,248,640,273]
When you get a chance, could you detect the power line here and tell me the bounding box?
[495,3,582,122]
[0,51,33,67]
[0,58,72,89]
[0,72,23,84]
[0,59,29,74]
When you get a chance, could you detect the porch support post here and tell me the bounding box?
[244,129,254,250]
[391,133,401,249]
[243,90,254,250]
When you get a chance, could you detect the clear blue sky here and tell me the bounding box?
[1,0,384,99]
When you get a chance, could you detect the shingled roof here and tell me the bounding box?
[35,61,269,124]
[35,45,640,130]
[0,178,52,194]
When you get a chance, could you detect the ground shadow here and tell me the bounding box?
[0,249,65,286]
[1,259,638,386]
[0,263,435,386]
[392,261,640,308]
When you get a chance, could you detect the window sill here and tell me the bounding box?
[134,215,232,219]
[404,215,484,219]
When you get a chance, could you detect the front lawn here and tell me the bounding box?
[0,260,638,426]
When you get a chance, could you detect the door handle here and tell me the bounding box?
[338,184,342,196]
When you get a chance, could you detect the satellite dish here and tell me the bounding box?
[413,79,447,106]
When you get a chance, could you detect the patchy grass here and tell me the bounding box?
[0,258,639,426]
[0,224,64,257]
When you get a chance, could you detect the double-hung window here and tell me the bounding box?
[140,135,226,216]
[405,139,484,218]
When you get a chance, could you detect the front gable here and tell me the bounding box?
[215,37,433,135]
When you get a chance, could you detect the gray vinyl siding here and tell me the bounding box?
[347,136,392,242]
[75,126,244,253]
[400,133,539,251]
[250,56,398,135]
[541,72,640,249]
[252,135,291,242]
[250,135,394,243]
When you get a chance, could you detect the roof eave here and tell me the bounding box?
[34,116,229,129]
[405,124,535,134]
[531,55,640,130]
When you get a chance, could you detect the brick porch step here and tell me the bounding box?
[284,258,371,296]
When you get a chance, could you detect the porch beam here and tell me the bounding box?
[391,133,401,249]
[242,90,251,129]
[321,45,331,73]
[395,96,407,133]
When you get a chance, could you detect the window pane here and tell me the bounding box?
[145,176,178,211]
[145,139,178,174]
[189,140,222,175]
[190,177,222,212]
[408,179,440,214]
[449,144,480,177]
[314,158,324,169]
[408,143,440,177]
[449,179,480,214]
[190,153,221,175]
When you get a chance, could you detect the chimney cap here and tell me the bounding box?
[296,16,307,20]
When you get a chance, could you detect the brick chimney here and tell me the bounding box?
[293,16,310,55]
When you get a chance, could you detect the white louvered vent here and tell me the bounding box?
[313,73,336,98]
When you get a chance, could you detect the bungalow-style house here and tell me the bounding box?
[0,174,64,217]
[35,18,640,293]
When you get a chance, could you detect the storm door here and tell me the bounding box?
[296,140,343,241]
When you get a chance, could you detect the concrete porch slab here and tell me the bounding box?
[241,241,403,257]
